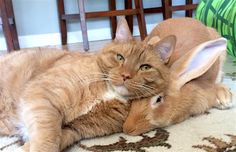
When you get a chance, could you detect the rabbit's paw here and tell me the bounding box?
[215,84,233,109]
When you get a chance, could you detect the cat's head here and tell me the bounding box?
[97,18,176,99]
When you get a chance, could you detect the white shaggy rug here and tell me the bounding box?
[0,56,236,152]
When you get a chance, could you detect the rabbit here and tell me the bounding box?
[123,18,233,135]
[144,18,228,91]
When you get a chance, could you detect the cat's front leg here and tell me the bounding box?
[0,119,14,135]
[21,99,62,152]
[15,142,30,152]
[19,127,98,151]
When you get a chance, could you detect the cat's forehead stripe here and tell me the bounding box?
[138,50,145,60]
[126,44,146,59]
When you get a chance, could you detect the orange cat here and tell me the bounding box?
[0,18,176,152]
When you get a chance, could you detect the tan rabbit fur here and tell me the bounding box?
[0,18,177,152]
[123,18,232,135]
[59,100,130,150]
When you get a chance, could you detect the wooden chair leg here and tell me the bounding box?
[134,0,147,40]
[185,0,193,17]
[0,0,14,52]
[109,0,117,39]
[5,0,19,50]
[161,0,166,20]
[78,0,89,51]
[162,0,172,20]
[125,0,133,34]
[169,0,172,18]
[57,0,67,45]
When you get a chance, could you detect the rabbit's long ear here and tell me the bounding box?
[170,38,227,89]
[114,17,133,42]
[149,35,176,63]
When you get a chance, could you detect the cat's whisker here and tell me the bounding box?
[133,81,156,91]
[127,84,149,98]
[129,83,156,97]
[131,82,157,95]
[84,73,124,86]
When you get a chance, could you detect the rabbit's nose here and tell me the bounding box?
[123,127,136,135]
[123,122,136,135]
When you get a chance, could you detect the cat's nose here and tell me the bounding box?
[121,73,131,81]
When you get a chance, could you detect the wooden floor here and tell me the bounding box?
[42,36,140,52]
[51,39,113,52]
[0,39,113,54]
[0,36,143,53]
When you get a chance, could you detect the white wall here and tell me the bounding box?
[0,0,199,50]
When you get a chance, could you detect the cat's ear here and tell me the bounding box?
[115,17,133,42]
[170,38,227,90]
[147,36,161,45]
[149,35,176,63]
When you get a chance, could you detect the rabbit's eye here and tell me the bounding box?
[156,96,162,103]
[150,93,164,108]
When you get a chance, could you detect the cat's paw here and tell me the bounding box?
[14,142,29,152]
[215,84,233,109]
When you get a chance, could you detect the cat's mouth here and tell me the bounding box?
[112,85,131,97]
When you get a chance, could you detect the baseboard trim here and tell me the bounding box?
[0,23,156,51]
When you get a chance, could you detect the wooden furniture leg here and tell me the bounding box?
[57,0,67,45]
[0,0,19,52]
[5,0,19,50]
[185,0,193,17]
[78,0,89,51]
[134,0,147,40]
[125,0,133,34]
[162,0,172,19]
[109,0,117,39]
[109,0,133,39]
[58,0,147,50]
[168,0,172,18]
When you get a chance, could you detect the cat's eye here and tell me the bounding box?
[117,54,125,62]
[140,64,152,71]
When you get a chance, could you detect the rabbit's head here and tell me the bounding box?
[123,38,227,135]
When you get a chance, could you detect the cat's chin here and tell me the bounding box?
[112,85,130,97]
